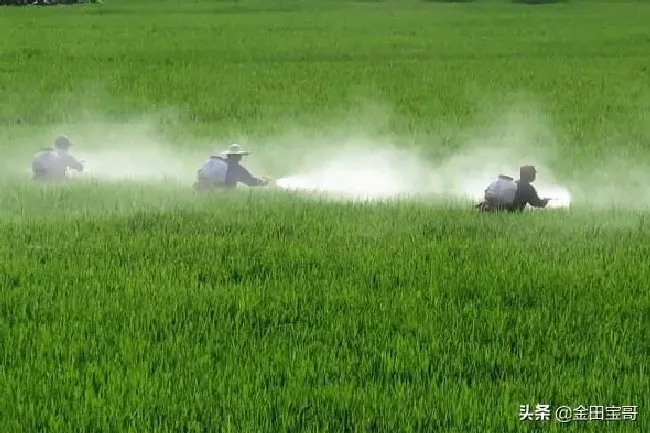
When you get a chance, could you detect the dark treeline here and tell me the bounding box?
[0,0,100,5]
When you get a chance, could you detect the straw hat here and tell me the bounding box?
[222,143,250,156]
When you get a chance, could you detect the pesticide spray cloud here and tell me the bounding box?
[70,120,199,184]
[274,139,437,201]
[270,109,573,208]
[14,114,213,186]
[3,103,575,211]
[10,87,650,213]
[273,147,572,207]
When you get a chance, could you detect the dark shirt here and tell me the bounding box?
[510,180,547,211]
[224,159,267,188]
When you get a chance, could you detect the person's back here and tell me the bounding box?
[484,175,518,210]
[199,156,229,183]
[32,148,66,181]
[194,156,229,192]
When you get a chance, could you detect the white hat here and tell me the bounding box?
[221,143,250,156]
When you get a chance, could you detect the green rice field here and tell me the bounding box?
[1,0,649,431]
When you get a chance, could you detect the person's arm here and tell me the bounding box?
[232,164,268,187]
[525,184,549,208]
[65,154,84,171]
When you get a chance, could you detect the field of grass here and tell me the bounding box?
[1,0,650,431]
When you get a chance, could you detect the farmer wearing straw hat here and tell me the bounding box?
[476,164,550,212]
[31,135,84,182]
[193,143,270,192]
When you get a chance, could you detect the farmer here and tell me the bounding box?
[476,165,550,212]
[193,143,270,192]
[510,164,550,211]
[31,135,84,182]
